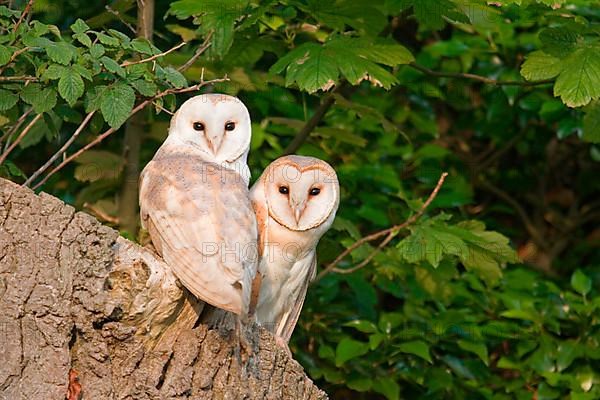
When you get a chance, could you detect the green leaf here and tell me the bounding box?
[70,18,90,34]
[554,47,600,108]
[272,37,412,93]
[58,70,85,106]
[520,51,562,81]
[72,64,93,81]
[42,64,66,80]
[45,41,75,65]
[0,160,26,178]
[412,0,458,30]
[373,377,400,400]
[583,102,600,143]
[100,56,126,77]
[397,218,518,285]
[571,269,592,296]
[73,32,92,47]
[335,338,369,366]
[457,340,489,365]
[132,79,157,97]
[397,340,432,363]
[0,44,11,66]
[159,66,187,88]
[344,320,379,333]
[169,0,249,58]
[0,89,18,111]
[20,84,57,113]
[100,82,135,129]
[347,378,372,392]
[90,43,105,58]
[96,32,120,47]
[19,115,50,148]
[500,309,540,322]
[556,340,582,371]
[131,38,153,55]
[539,26,579,58]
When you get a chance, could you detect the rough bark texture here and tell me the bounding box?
[0,178,327,400]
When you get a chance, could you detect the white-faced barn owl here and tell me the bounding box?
[139,94,257,320]
[250,155,340,345]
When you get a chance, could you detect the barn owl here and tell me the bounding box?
[139,94,257,318]
[250,155,340,344]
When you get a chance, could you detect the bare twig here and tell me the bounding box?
[12,0,34,33]
[314,172,449,282]
[0,113,42,165]
[83,202,120,224]
[121,42,186,67]
[31,76,229,190]
[0,75,38,82]
[23,111,96,187]
[409,63,554,87]
[0,108,32,145]
[0,47,30,75]
[178,31,213,72]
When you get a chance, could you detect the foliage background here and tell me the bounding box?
[1,0,599,398]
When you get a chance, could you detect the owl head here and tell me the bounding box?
[260,155,340,232]
[168,94,251,165]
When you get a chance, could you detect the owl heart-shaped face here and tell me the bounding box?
[169,94,251,164]
[264,156,339,231]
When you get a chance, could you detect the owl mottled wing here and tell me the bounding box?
[140,153,257,315]
[276,255,317,343]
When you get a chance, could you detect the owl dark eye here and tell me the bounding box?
[309,187,321,196]
[193,122,205,131]
[225,122,235,131]
[279,186,289,195]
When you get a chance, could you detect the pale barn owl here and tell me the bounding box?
[139,94,257,318]
[250,155,340,343]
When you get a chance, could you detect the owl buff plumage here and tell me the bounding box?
[139,94,257,318]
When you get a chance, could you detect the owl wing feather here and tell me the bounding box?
[140,152,257,315]
[276,255,317,343]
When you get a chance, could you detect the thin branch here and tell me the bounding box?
[23,111,96,187]
[178,31,213,72]
[408,63,554,87]
[314,172,449,282]
[0,46,30,75]
[121,41,186,67]
[0,108,32,145]
[283,93,336,155]
[31,76,229,190]
[12,0,34,33]
[0,113,43,165]
[0,75,38,82]
[83,202,120,224]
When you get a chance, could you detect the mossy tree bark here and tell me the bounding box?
[0,178,327,400]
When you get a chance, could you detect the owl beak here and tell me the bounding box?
[207,135,223,155]
[291,199,306,225]
[294,207,302,224]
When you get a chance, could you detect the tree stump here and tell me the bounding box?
[0,178,327,400]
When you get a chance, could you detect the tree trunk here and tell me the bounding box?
[117,0,155,236]
[0,178,327,400]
